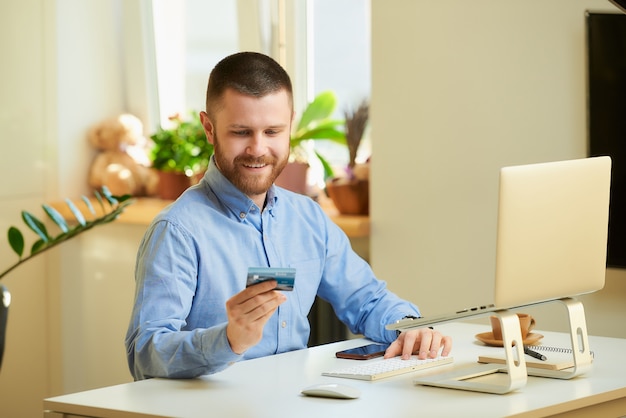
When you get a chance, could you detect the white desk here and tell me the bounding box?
[44,323,626,418]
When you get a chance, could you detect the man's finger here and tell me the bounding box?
[440,335,453,357]
[401,331,418,360]
[416,330,433,359]
[383,338,403,359]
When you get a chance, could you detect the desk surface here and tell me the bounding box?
[43,322,626,418]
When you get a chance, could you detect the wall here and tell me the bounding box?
[0,1,56,417]
[56,225,142,393]
[0,0,137,415]
[370,0,626,338]
[52,0,155,396]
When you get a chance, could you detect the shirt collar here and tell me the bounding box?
[202,157,278,221]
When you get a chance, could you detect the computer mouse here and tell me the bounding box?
[301,383,361,399]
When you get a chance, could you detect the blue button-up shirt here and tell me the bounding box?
[125,159,420,380]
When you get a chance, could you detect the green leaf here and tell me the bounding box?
[94,190,105,212]
[315,150,336,180]
[296,91,337,132]
[101,186,118,207]
[8,226,24,258]
[42,204,69,234]
[31,239,46,254]
[22,211,50,243]
[293,125,346,142]
[114,194,132,203]
[149,112,213,174]
[310,119,346,131]
[101,185,112,198]
[65,198,86,226]
[0,187,136,281]
[81,195,96,215]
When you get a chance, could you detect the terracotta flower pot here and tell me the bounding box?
[157,171,193,200]
[275,162,309,195]
[326,178,369,215]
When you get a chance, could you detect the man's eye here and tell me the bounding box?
[266,129,280,135]
[232,130,249,136]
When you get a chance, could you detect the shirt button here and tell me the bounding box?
[239,212,246,219]
[281,321,287,328]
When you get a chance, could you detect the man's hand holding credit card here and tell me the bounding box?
[246,267,296,291]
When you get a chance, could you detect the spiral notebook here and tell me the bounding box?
[477,345,594,371]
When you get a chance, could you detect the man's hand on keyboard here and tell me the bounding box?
[384,328,452,361]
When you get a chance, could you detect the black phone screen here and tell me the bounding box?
[335,343,390,360]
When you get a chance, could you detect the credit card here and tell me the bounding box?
[246,267,296,291]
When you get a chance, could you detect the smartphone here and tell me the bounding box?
[335,343,390,360]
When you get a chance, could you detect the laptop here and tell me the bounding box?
[387,156,612,332]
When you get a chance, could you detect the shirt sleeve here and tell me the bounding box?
[125,219,243,380]
[316,216,421,344]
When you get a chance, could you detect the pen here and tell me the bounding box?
[524,346,547,361]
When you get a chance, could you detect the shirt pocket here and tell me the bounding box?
[289,258,323,317]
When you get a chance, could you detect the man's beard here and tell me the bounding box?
[213,135,288,196]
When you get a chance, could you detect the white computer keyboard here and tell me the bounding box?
[322,356,453,381]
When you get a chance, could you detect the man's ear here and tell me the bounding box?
[199,111,215,145]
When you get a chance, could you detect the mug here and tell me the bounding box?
[490,313,535,340]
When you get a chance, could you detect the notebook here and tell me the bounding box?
[387,156,612,332]
[477,345,594,371]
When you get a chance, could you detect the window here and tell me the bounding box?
[148,0,371,186]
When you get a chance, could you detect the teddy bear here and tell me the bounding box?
[87,114,159,197]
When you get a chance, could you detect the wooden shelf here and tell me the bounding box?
[50,195,370,239]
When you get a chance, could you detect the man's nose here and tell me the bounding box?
[246,133,267,156]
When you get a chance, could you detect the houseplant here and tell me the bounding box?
[275,91,346,195]
[149,112,214,200]
[1,187,133,370]
[325,100,370,215]
[1,187,133,281]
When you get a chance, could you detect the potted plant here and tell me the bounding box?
[275,91,346,195]
[149,112,214,200]
[0,187,133,370]
[325,100,370,215]
[1,188,133,281]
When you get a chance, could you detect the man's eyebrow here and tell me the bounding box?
[228,123,289,129]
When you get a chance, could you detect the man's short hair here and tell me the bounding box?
[205,52,293,119]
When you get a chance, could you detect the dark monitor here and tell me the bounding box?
[608,0,626,13]
[586,11,626,267]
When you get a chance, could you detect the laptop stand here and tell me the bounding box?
[520,297,593,379]
[414,310,528,394]
[414,298,593,393]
